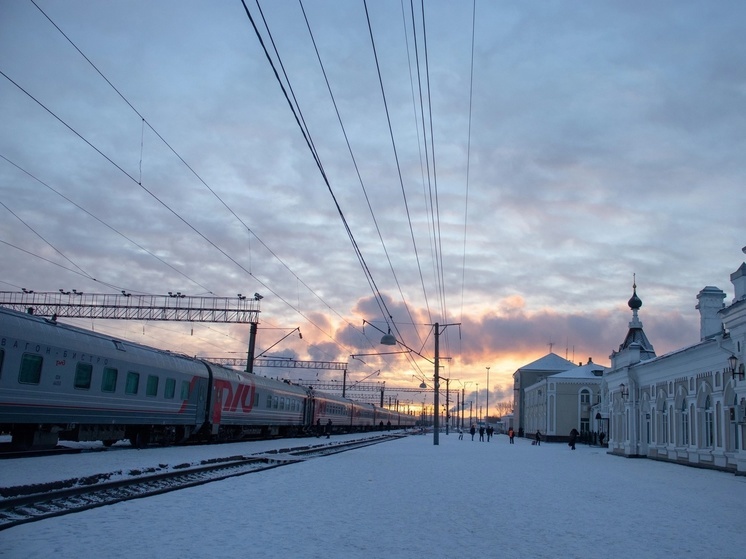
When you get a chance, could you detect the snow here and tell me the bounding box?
[3,431,746,559]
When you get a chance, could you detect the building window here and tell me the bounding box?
[681,400,689,446]
[19,353,43,384]
[704,395,714,448]
[74,362,93,390]
[662,409,668,444]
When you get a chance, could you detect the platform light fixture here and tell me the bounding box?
[380,328,397,346]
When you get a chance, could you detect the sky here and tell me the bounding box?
[3,432,746,558]
[1,1,745,414]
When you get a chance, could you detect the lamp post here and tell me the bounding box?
[486,366,490,428]
[476,383,479,425]
[377,320,458,445]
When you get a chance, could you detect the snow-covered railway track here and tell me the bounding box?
[0,434,402,531]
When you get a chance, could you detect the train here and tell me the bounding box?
[0,306,416,449]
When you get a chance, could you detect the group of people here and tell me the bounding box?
[457,424,496,441]
[315,418,333,439]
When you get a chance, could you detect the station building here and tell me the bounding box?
[522,358,607,442]
[512,352,575,437]
[600,255,746,474]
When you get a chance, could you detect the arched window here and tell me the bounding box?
[681,399,689,445]
[704,395,714,448]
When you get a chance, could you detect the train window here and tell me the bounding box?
[273,396,278,409]
[180,380,190,400]
[102,367,118,392]
[146,375,159,397]
[125,371,140,395]
[18,353,43,384]
[164,378,176,399]
[279,397,285,410]
[254,391,260,406]
[74,363,93,390]
[266,394,272,408]
[0,349,4,378]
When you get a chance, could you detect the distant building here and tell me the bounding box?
[512,352,575,436]
[601,256,746,474]
[524,358,607,441]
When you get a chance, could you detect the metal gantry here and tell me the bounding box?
[0,291,260,323]
[205,357,347,370]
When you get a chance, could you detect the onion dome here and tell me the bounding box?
[628,286,642,310]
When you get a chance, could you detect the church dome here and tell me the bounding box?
[628,287,642,310]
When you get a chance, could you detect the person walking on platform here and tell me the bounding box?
[470,424,476,441]
[508,427,515,444]
[534,430,541,446]
[569,428,579,450]
[479,426,485,442]
[325,419,332,439]
[458,428,464,440]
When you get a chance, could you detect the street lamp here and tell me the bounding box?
[486,366,490,428]
[729,355,743,380]
[476,383,479,425]
[371,320,458,445]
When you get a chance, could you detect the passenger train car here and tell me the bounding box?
[0,307,415,449]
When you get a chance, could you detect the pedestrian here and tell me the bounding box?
[569,428,579,450]
[599,432,606,446]
[470,424,476,441]
[479,426,485,442]
[487,426,493,441]
[325,419,332,439]
[315,418,321,438]
[534,430,541,446]
[508,427,515,444]
[458,428,464,440]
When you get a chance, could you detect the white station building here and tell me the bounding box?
[600,253,746,474]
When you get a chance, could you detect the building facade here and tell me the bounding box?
[523,359,607,441]
[601,257,746,474]
[512,352,575,437]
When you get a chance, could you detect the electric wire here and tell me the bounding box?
[298,0,424,352]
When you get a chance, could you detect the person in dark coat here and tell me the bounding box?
[479,426,485,442]
[325,419,332,439]
[470,424,476,441]
[534,430,541,445]
[315,418,321,438]
[569,428,579,450]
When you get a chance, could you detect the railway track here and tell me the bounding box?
[0,434,403,531]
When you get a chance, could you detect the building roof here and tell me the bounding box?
[552,360,608,379]
[518,352,576,372]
